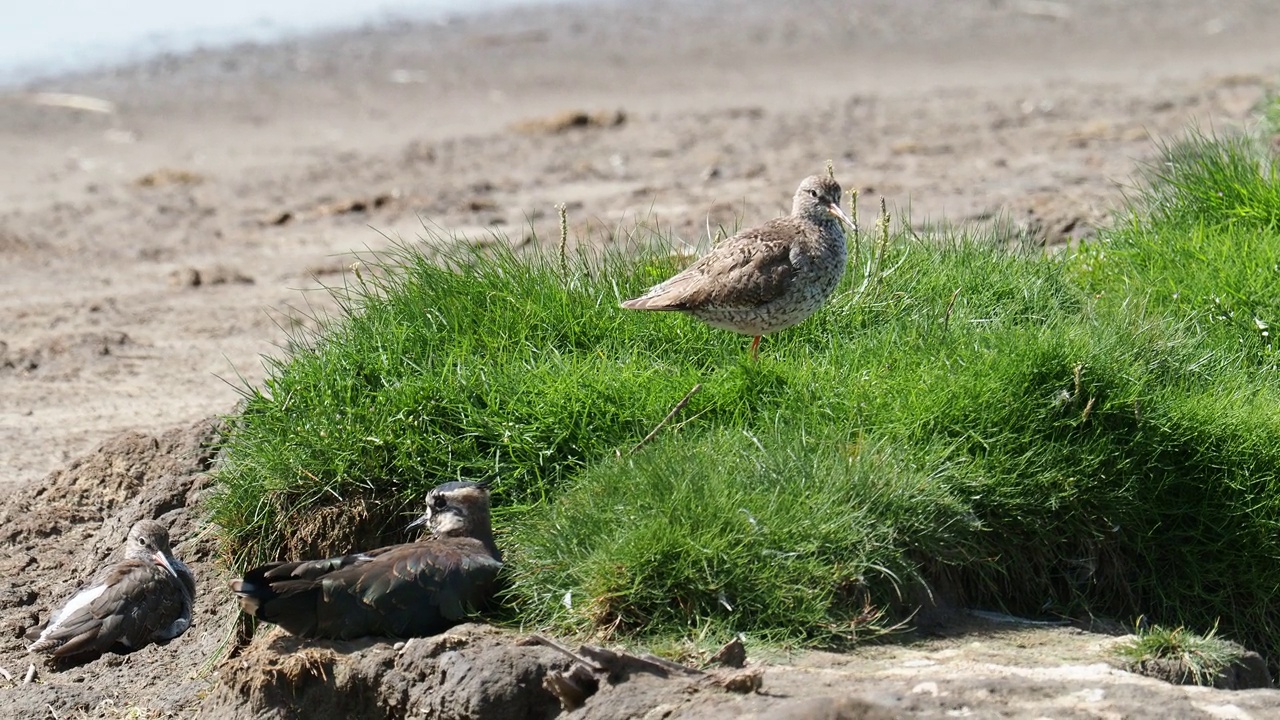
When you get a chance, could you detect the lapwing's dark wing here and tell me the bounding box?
[232,537,502,639]
[26,559,190,659]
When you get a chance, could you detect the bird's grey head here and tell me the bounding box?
[409,481,493,539]
[125,520,180,578]
[793,175,855,230]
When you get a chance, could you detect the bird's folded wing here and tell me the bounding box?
[36,560,177,657]
[252,544,399,583]
[268,540,499,637]
[351,542,502,620]
[642,230,798,310]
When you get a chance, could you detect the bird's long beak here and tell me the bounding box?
[827,203,858,233]
[407,512,431,531]
[151,551,178,578]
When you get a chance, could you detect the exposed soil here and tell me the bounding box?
[2,0,1280,716]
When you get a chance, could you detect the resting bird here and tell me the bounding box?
[622,174,855,360]
[27,520,196,660]
[230,481,502,639]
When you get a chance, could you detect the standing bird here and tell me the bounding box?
[229,481,501,640]
[26,520,197,660]
[622,175,856,360]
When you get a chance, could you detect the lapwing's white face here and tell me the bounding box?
[409,482,491,538]
[427,488,464,536]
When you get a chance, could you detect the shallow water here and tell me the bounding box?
[1,0,557,87]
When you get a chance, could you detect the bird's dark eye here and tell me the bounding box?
[808,189,819,198]
[137,536,146,545]
[432,495,448,510]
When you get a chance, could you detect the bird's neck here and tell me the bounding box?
[795,205,838,228]
[809,213,847,238]
[475,529,501,560]
[436,517,501,559]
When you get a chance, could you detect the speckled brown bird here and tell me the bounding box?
[229,481,501,640]
[26,520,196,660]
[622,175,855,359]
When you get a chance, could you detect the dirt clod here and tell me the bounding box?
[510,109,626,134]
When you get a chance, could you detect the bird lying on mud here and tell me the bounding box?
[229,481,502,640]
[622,174,856,360]
[27,520,197,661]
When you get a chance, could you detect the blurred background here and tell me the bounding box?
[0,0,559,85]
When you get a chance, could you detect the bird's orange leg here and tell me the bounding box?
[749,335,761,361]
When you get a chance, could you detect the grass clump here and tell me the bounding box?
[504,428,971,644]
[212,127,1280,668]
[1070,128,1280,357]
[1114,623,1245,687]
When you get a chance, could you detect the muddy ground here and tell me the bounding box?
[2,0,1280,716]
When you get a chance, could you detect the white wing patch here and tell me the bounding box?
[30,583,107,647]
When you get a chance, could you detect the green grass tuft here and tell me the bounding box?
[503,428,969,644]
[1115,622,1245,686]
[1071,127,1280,356]
[1133,127,1279,230]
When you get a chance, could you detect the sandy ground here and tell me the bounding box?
[1,0,1279,715]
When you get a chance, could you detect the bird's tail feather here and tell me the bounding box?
[621,295,683,311]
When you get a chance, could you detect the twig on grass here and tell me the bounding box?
[525,635,605,671]
[557,203,569,279]
[630,384,703,455]
[848,188,860,247]
[853,197,893,302]
[1081,396,1097,423]
[874,197,891,292]
[942,287,961,332]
